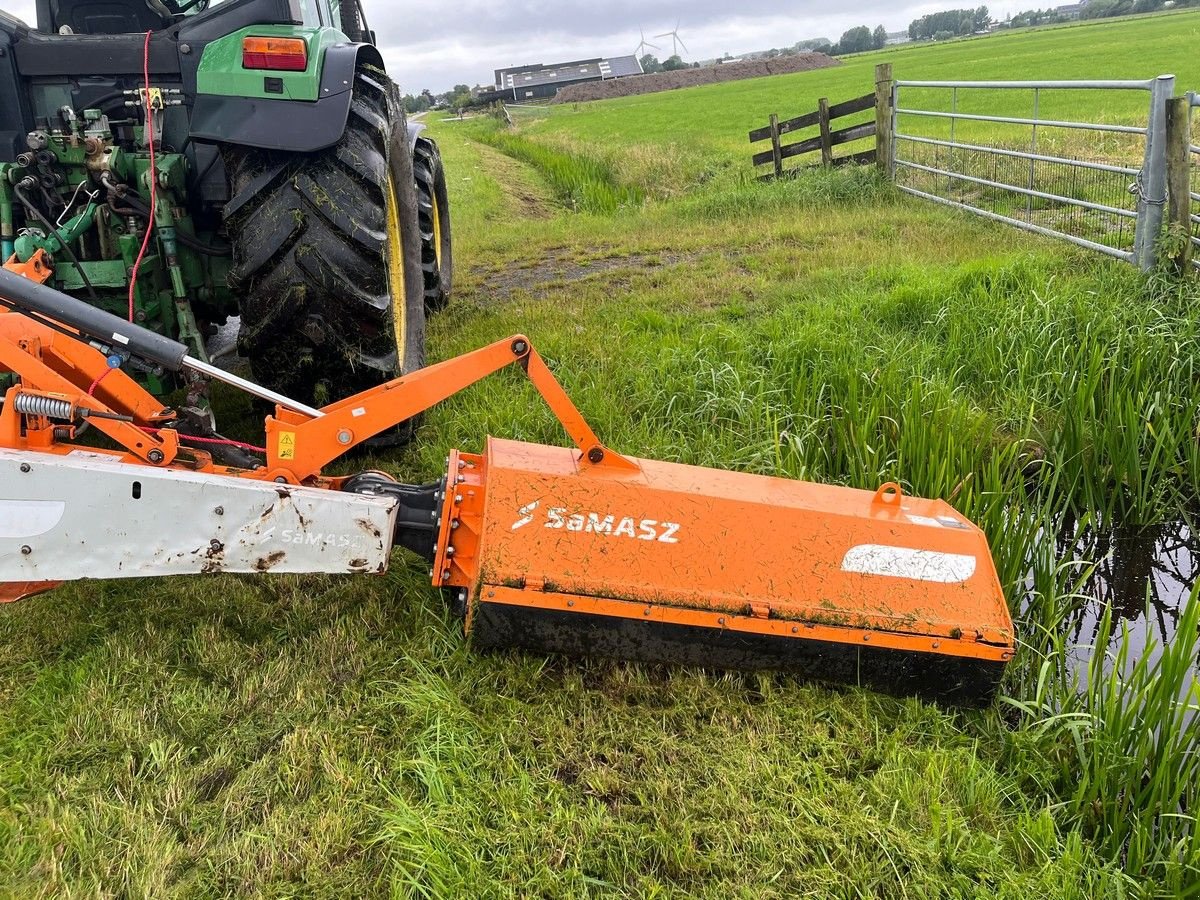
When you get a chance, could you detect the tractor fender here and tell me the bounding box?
[190,42,386,153]
[407,122,427,152]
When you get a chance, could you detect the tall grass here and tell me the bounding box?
[1002,583,1200,895]
[428,50,1200,892]
[497,239,1198,890]
[473,123,642,214]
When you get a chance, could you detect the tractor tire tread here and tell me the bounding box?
[221,67,425,418]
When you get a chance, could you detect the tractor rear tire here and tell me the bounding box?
[222,67,425,444]
[414,136,453,312]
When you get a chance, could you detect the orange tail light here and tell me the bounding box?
[242,37,308,72]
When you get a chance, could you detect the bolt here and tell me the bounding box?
[19,463,30,473]
[446,546,455,556]
[718,616,725,625]
[487,590,495,598]
[863,634,870,641]
[180,43,191,54]
[567,599,575,607]
[214,506,224,516]
[147,449,164,464]
[442,568,450,579]
[451,520,459,529]
[20,545,31,555]
[791,626,799,634]
[429,567,435,577]
[511,338,528,356]
[932,641,940,649]
[587,447,604,464]
[454,494,463,503]
[457,459,465,469]
[430,509,438,519]
[456,474,465,483]
[336,429,353,445]
[644,607,652,616]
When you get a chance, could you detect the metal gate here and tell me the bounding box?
[1189,91,1199,271]
[891,76,1175,270]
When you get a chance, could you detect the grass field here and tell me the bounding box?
[3,11,1200,899]
[505,9,1200,198]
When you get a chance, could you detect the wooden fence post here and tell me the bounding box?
[1165,95,1193,272]
[818,98,833,168]
[875,63,894,179]
[768,114,783,179]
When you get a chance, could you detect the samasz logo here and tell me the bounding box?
[510,500,680,544]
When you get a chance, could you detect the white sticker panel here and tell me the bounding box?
[841,544,977,584]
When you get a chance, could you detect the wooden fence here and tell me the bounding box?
[749,63,894,181]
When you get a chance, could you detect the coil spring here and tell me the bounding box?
[13,394,74,420]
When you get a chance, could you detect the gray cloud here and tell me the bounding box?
[3,1,1028,91]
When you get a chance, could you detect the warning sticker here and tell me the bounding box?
[277,431,297,460]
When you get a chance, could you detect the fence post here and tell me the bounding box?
[768,113,783,180]
[818,98,833,168]
[1133,74,1174,271]
[875,63,894,179]
[1165,95,1193,272]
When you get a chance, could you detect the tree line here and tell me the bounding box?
[638,54,699,73]
[908,7,991,41]
[795,25,889,56]
[402,85,472,114]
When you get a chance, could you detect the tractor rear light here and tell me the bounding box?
[242,37,308,72]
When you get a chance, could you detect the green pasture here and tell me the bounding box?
[506,9,1200,196]
[3,11,1200,897]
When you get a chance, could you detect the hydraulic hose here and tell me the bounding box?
[0,266,187,372]
[0,269,323,418]
[14,182,99,301]
[115,190,231,256]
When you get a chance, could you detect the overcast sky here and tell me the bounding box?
[4,1,1035,92]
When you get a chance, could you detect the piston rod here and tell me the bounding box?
[182,356,324,419]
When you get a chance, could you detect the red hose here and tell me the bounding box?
[128,30,158,322]
[86,365,114,396]
[140,427,267,456]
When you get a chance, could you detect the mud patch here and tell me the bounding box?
[466,249,691,302]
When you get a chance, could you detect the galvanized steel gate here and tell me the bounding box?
[1189,91,1200,270]
[891,76,1176,270]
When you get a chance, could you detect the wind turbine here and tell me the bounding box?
[634,27,660,58]
[654,20,688,58]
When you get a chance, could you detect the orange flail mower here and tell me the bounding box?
[0,267,1014,704]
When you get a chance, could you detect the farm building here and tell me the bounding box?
[1053,0,1090,18]
[482,55,643,102]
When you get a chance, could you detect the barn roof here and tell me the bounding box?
[495,55,643,89]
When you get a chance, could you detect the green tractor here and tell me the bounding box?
[0,0,452,449]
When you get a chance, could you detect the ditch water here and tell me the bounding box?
[1036,516,1200,673]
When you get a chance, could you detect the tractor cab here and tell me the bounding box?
[34,0,184,36]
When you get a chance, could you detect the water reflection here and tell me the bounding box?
[1047,516,1199,667]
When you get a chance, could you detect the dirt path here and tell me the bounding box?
[468,139,556,220]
